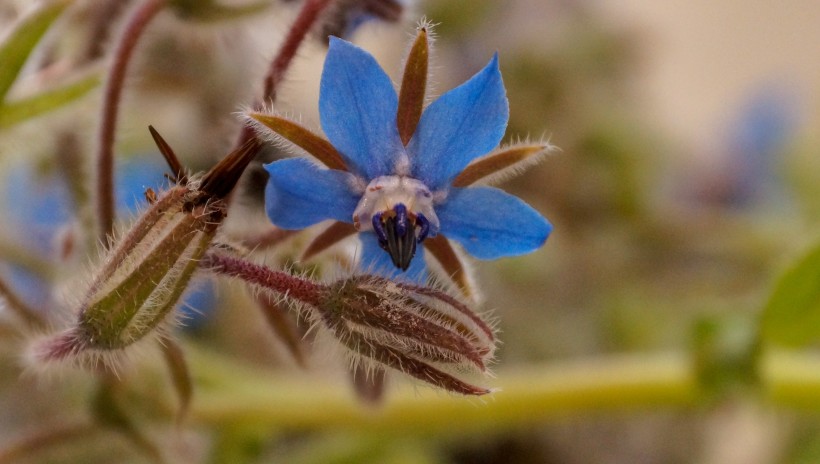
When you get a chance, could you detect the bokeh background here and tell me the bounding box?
[2,0,820,462]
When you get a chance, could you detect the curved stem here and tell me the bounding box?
[203,252,325,306]
[233,0,335,149]
[95,0,167,247]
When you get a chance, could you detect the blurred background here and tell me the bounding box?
[1,0,820,462]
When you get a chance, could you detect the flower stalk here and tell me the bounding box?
[96,0,169,246]
[233,0,336,149]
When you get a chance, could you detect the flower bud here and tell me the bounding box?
[36,137,259,364]
[318,276,496,395]
[203,252,497,395]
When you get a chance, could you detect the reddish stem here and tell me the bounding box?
[96,0,167,247]
[203,252,325,307]
[234,0,335,148]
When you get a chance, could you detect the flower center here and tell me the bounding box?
[352,176,440,271]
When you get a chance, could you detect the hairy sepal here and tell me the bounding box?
[451,141,555,187]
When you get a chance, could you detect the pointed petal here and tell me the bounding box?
[302,221,357,260]
[408,54,509,190]
[247,112,348,171]
[264,158,359,229]
[452,143,552,187]
[359,232,427,282]
[437,187,550,259]
[320,37,403,179]
[423,234,475,299]
[397,27,429,145]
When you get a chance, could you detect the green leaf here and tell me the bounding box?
[760,241,820,346]
[0,0,74,101]
[0,72,100,129]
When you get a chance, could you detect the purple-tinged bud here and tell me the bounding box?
[203,251,496,395]
[323,276,494,372]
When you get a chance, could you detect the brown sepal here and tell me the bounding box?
[254,292,307,368]
[148,125,187,185]
[158,335,192,424]
[199,138,261,201]
[248,113,347,171]
[452,144,546,187]
[424,234,474,299]
[397,27,428,145]
[302,221,357,260]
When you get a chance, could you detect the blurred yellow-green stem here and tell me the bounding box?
[180,345,820,434]
[188,347,698,434]
[761,349,820,409]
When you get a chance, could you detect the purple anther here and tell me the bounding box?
[394,203,408,237]
[416,213,430,242]
[372,212,388,246]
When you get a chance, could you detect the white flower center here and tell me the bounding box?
[352,176,440,271]
[352,176,439,234]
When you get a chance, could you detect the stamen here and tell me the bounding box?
[375,203,428,270]
[416,213,430,242]
[372,212,387,245]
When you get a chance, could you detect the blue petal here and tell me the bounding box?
[264,158,360,229]
[437,187,550,259]
[320,37,404,179]
[359,232,428,283]
[408,54,509,190]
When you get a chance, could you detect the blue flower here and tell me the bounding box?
[251,29,551,282]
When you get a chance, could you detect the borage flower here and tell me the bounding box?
[247,26,552,290]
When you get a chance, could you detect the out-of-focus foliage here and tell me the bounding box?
[760,240,820,348]
[2,0,820,463]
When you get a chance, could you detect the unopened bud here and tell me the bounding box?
[36,134,259,364]
[319,276,496,395]
[203,252,497,395]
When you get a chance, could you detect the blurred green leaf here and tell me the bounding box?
[0,0,74,102]
[760,241,820,346]
[0,72,99,129]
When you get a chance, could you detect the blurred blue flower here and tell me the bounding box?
[325,0,406,39]
[728,86,796,206]
[1,156,217,325]
[263,37,551,280]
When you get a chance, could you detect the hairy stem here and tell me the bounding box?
[234,0,335,148]
[203,252,325,307]
[95,0,167,247]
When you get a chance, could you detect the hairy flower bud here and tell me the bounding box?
[36,135,259,365]
[203,251,496,395]
[319,276,496,395]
